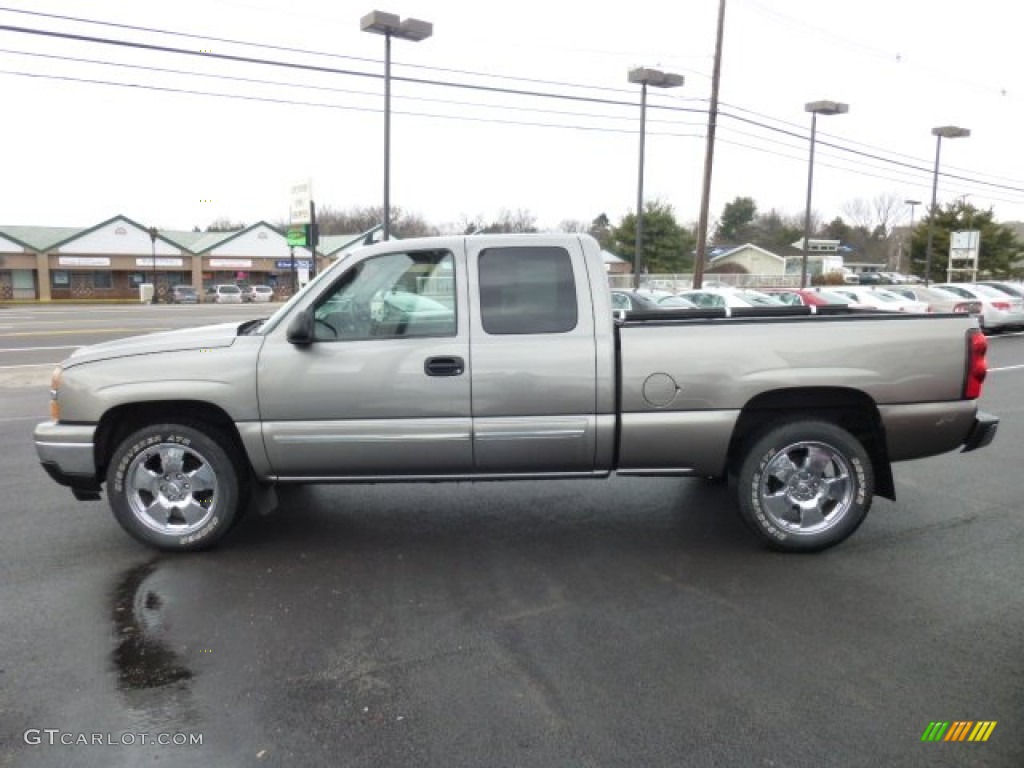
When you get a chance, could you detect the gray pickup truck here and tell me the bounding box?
[34,234,997,553]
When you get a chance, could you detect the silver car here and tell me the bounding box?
[887,285,983,317]
[205,284,243,304]
[933,283,1024,332]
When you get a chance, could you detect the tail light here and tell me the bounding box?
[952,302,969,313]
[963,329,988,399]
[991,300,1011,311]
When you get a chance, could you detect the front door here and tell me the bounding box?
[257,245,473,478]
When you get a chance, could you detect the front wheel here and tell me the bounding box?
[106,423,241,551]
[736,420,873,552]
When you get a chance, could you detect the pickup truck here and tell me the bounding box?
[34,233,998,553]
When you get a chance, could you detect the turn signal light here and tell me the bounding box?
[49,367,61,422]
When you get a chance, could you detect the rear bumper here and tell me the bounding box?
[961,411,999,452]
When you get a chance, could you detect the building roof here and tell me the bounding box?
[0,215,381,257]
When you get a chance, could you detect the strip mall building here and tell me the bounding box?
[0,214,381,301]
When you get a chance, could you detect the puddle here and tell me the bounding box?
[110,559,193,690]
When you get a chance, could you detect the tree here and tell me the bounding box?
[480,208,538,234]
[750,208,803,251]
[312,205,438,238]
[610,200,695,274]
[556,219,589,234]
[206,217,246,232]
[822,217,851,243]
[588,213,614,251]
[713,196,757,243]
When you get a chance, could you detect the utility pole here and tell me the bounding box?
[692,0,726,290]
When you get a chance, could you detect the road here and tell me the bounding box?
[0,303,270,383]
[0,304,1021,767]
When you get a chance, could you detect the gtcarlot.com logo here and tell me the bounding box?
[921,721,997,742]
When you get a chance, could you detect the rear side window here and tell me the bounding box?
[478,246,578,335]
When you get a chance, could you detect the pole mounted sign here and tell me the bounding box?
[289,179,313,225]
[286,227,307,247]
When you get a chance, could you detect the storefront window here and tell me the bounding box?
[51,270,69,287]
[93,272,113,289]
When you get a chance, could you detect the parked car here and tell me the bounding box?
[933,283,1024,332]
[170,285,198,304]
[762,288,869,309]
[976,280,1024,301]
[827,286,928,313]
[34,232,998,554]
[242,285,274,303]
[886,285,983,317]
[204,284,243,304]
[611,290,696,312]
[855,272,884,285]
[675,287,783,309]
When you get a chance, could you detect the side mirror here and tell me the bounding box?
[286,309,315,346]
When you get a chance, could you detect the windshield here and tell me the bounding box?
[738,290,784,306]
[871,289,907,303]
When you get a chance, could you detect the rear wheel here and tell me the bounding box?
[106,423,241,551]
[736,420,873,552]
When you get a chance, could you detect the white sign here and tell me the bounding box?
[58,256,110,266]
[135,257,184,268]
[209,258,253,268]
[289,179,313,224]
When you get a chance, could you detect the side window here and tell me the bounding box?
[479,246,578,335]
[313,250,455,341]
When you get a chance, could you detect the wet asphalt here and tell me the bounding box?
[1,336,1023,767]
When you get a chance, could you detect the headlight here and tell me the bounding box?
[49,366,62,421]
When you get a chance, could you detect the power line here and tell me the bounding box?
[1,12,1023,203]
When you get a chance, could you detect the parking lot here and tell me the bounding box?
[1,304,1022,767]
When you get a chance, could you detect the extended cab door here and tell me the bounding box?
[257,243,472,478]
[466,237,601,474]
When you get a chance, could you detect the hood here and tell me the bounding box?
[63,322,242,368]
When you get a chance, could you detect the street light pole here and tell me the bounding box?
[903,199,920,275]
[800,100,848,288]
[924,125,970,286]
[361,10,432,241]
[147,226,159,304]
[626,67,684,290]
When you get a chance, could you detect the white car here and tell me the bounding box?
[828,286,928,313]
[933,283,1024,332]
[242,285,274,303]
[676,288,759,309]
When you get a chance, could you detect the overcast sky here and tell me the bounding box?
[1,0,1021,237]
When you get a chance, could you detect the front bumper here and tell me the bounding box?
[961,411,999,452]
[34,421,101,496]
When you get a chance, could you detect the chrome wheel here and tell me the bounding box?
[737,420,873,552]
[757,440,854,534]
[125,442,220,536]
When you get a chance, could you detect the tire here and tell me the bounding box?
[106,423,241,551]
[736,420,873,552]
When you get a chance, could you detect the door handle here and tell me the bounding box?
[424,356,465,377]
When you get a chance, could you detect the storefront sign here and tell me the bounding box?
[134,257,183,268]
[58,256,110,267]
[275,259,312,270]
[209,259,252,268]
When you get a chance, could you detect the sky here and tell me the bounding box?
[1,0,1022,238]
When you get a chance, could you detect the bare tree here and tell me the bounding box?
[557,219,589,233]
